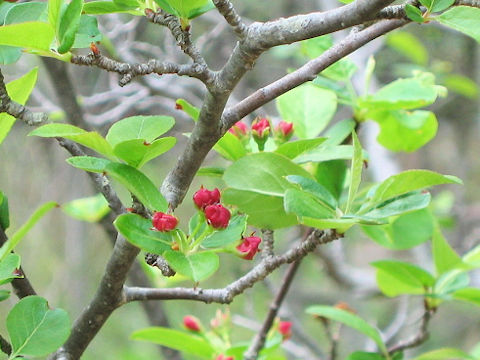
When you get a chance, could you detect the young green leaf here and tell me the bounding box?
[323,119,356,146]
[0,22,55,51]
[163,251,219,282]
[430,0,455,13]
[286,175,337,209]
[274,138,326,159]
[29,124,115,159]
[0,191,9,230]
[72,15,102,49]
[213,132,247,161]
[66,156,113,173]
[196,167,225,177]
[345,131,362,214]
[386,32,428,66]
[202,214,247,248]
[0,290,11,302]
[405,4,425,23]
[276,83,337,139]
[131,327,215,358]
[114,213,172,253]
[62,194,110,222]
[57,0,83,53]
[106,115,175,147]
[7,296,70,358]
[0,68,38,145]
[105,163,167,211]
[346,352,386,360]
[48,0,62,32]
[294,144,366,164]
[452,288,480,307]
[306,306,388,357]
[0,253,21,285]
[284,188,336,221]
[414,348,474,360]
[361,191,431,219]
[175,99,200,121]
[82,1,138,14]
[4,2,48,24]
[112,137,176,168]
[0,202,57,263]
[432,227,463,275]
[436,7,480,43]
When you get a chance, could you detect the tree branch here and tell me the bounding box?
[123,229,340,304]
[222,19,407,130]
[0,333,11,356]
[243,259,302,360]
[212,0,248,38]
[71,51,212,87]
[0,68,47,126]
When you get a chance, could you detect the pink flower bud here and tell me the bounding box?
[236,236,262,260]
[278,321,292,340]
[183,315,202,332]
[193,186,221,210]
[251,117,270,138]
[228,121,249,138]
[152,212,178,232]
[274,121,294,144]
[216,355,234,360]
[205,204,231,229]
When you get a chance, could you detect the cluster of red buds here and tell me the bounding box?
[236,235,262,260]
[278,321,292,340]
[228,117,294,150]
[151,211,178,232]
[193,187,231,229]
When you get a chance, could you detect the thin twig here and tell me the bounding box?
[123,230,340,304]
[212,0,248,38]
[243,259,303,360]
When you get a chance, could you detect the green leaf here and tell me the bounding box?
[114,213,172,253]
[0,202,57,263]
[196,167,224,177]
[294,145,366,164]
[176,99,200,121]
[0,46,22,65]
[222,189,298,229]
[430,0,455,12]
[386,31,428,65]
[414,348,474,360]
[276,83,337,139]
[301,216,370,233]
[314,160,347,200]
[29,124,115,159]
[362,191,431,219]
[131,327,214,358]
[57,0,83,53]
[62,194,110,222]
[82,1,136,14]
[285,175,337,209]
[153,0,214,19]
[48,0,62,32]
[345,131,362,214]
[113,137,176,168]
[362,208,434,250]
[163,251,219,282]
[106,115,175,147]
[452,288,480,307]
[432,227,463,275]
[371,170,462,204]
[4,2,48,24]
[306,306,388,356]
[223,152,312,197]
[113,0,138,10]
[213,132,247,161]
[346,352,386,360]
[202,214,247,248]
[369,110,438,152]
[105,163,167,211]
[463,244,480,268]
[0,191,9,230]
[434,269,470,299]
[284,188,336,221]
[72,15,102,49]
[323,119,356,146]
[0,22,54,51]
[371,260,434,297]
[66,156,112,173]
[274,138,326,159]
[436,7,480,43]
[405,4,425,23]
[7,295,70,358]
[0,253,21,285]
[0,290,11,302]
[0,68,38,145]
[359,75,440,111]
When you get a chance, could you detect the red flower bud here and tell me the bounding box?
[216,355,234,360]
[183,315,201,332]
[251,117,270,138]
[193,186,221,210]
[228,121,249,138]
[152,212,178,232]
[278,321,292,340]
[205,204,231,229]
[236,236,261,260]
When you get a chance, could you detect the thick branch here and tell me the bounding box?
[123,230,340,304]
[243,260,302,360]
[454,0,480,7]
[71,52,211,86]
[222,19,407,129]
